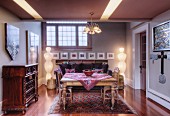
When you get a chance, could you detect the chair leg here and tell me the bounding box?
[103,89,106,104]
[70,89,73,103]
[59,89,62,104]
[101,88,103,98]
[114,89,118,100]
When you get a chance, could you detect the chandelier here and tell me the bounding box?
[83,12,102,34]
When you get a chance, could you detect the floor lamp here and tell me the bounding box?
[44,47,55,89]
[118,48,126,88]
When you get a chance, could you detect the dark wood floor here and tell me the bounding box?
[3,85,170,116]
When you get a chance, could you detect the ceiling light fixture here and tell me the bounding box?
[83,12,102,35]
[100,0,122,20]
[13,0,43,20]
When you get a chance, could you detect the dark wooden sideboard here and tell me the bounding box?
[2,63,38,114]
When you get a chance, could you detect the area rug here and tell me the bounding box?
[48,90,137,114]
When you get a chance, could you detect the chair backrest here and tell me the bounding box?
[57,73,62,87]
[113,67,120,81]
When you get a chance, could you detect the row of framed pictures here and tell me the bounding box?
[52,52,114,60]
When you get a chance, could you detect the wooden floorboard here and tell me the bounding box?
[2,85,170,116]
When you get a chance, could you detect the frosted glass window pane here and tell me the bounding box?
[58,41,62,46]
[57,25,76,46]
[58,27,62,31]
[47,41,51,46]
[63,41,67,46]
[46,26,56,46]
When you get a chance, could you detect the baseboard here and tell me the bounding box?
[125,78,133,88]
[0,101,3,116]
[38,77,46,87]
[148,91,170,110]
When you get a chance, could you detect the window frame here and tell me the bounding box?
[42,22,92,51]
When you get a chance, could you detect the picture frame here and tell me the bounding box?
[88,53,96,59]
[153,21,170,52]
[52,53,59,59]
[26,30,39,64]
[70,52,78,59]
[79,52,86,59]
[107,53,114,59]
[60,52,68,59]
[97,53,105,59]
[5,23,20,60]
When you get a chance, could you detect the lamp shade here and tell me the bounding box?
[118,47,126,76]
[118,53,126,61]
[118,62,126,74]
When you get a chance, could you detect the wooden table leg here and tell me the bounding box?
[62,83,67,110]
[111,84,115,110]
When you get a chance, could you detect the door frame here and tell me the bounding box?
[132,23,149,97]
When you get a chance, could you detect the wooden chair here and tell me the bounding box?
[101,68,119,104]
[57,73,73,104]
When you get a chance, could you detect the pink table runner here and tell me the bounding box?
[63,73,112,91]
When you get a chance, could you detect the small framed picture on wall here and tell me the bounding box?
[107,53,114,59]
[88,53,96,59]
[60,52,68,59]
[97,53,105,59]
[70,52,78,59]
[79,52,86,59]
[52,53,59,59]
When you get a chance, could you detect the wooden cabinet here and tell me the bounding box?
[2,64,38,114]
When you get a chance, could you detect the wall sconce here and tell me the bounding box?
[44,47,53,81]
[118,48,127,76]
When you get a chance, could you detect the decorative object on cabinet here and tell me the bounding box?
[70,52,78,59]
[5,23,20,60]
[44,47,53,81]
[52,53,59,59]
[30,47,37,63]
[79,52,86,59]
[97,53,105,59]
[2,64,38,114]
[88,53,96,59]
[60,52,68,59]
[153,21,170,52]
[107,53,114,59]
[26,30,39,64]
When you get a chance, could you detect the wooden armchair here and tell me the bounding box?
[101,68,120,104]
[54,69,73,104]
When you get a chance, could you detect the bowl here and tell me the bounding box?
[83,70,94,76]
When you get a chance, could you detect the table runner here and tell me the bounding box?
[63,73,112,91]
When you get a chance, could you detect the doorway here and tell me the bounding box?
[140,32,146,91]
[132,23,149,97]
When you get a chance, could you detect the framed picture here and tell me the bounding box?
[52,53,59,59]
[60,52,68,59]
[5,23,20,60]
[97,53,105,59]
[79,52,86,59]
[26,30,39,64]
[107,53,114,59]
[153,21,170,52]
[88,53,96,59]
[70,52,78,59]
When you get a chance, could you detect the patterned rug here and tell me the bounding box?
[48,90,137,114]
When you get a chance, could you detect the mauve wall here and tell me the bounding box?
[0,7,42,115]
[149,10,170,100]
